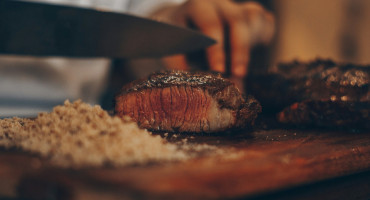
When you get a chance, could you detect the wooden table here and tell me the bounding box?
[0,128,369,200]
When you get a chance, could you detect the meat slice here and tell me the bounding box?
[249,59,370,111]
[115,70,261,133]
[248,59,370,128]
[278,100,370,129]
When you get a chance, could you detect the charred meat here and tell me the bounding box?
[248,59,370,128]
[278,100,370,129]
[115,70,261,133]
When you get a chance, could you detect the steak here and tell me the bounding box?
[115,70,261,133]
[278,100,370,129]
[248,59,370,128]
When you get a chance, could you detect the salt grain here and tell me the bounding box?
[0,100,187,168]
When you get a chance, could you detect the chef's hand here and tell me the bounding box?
[151,0,275,77]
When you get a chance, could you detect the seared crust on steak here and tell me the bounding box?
[248,59,370,129]
[278,100,370,129]
[248,59,370,112]
[115,70,261,133]
[121,71,243,108]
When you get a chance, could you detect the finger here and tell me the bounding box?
[162,54,189,70]
[260,10,275,44]
[242,2,275,45]
[241,2,265,12]
[186,0,225,73]
[215,2,250,77]
[150,3,187,27]
[229,21,250,77]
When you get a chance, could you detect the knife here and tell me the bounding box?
[0,0,215,58]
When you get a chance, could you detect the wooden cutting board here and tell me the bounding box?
[0,129,369,200]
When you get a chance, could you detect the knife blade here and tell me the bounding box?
[0,1,215,58]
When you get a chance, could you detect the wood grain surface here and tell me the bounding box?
[0,129,369,200]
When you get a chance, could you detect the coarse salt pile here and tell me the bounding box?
[0,100,188,168]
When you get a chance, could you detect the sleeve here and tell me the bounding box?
[125,0,186,17]
[26,0,132,13]
[26,0,186,16]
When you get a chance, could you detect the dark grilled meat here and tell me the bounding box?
[115,70,261,133]
[278,100,370,129]
[248,59,370,128]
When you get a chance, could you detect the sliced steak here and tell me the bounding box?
[115,70,261,133]
[248,59,370,128]
[278,100,370,129]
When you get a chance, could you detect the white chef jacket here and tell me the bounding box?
[0,0,185,117]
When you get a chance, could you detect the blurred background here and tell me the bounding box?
[272,0,370,65]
